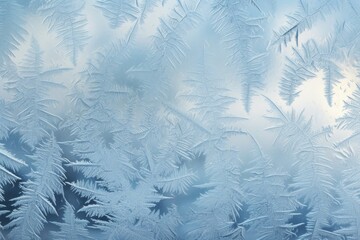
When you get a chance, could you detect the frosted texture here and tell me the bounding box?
[0,0,360,239]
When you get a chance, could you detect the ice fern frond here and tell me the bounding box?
[280,34,344,106]
[180,44,237,120]
[68,147,138,189]
[95,0,139,28]
[319,32,344,106]
[8,39,67,147]
[6,135,67,240]
[0,145,27,201]
[212,0,267,112]
[70,179,177,239]
[238,134,302,240]
[50,203,92,240]
[157,166,197,194]
[36,0,89,65]
[93,207,181,240]
[264,96,338,239]
[272,0,340,51]
[151,0,202,72]
[336,85,360,145]
[162,102,211,134]
[127,1,202,98]
[67,180,106,203]
[124,0,159,43]
[79,43,132,107]
[333,148,360,240]
[280,40,318,105]
[96,0,158,42]
[0,222,5,240]
[0,0,27,63]
[136,0,158,24]
[0,99,16,140]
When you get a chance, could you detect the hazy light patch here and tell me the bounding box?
[331,65,359,116]
[282,73,328,129]
[286,64,357,129]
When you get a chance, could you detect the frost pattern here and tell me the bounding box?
[0,0,360,239]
